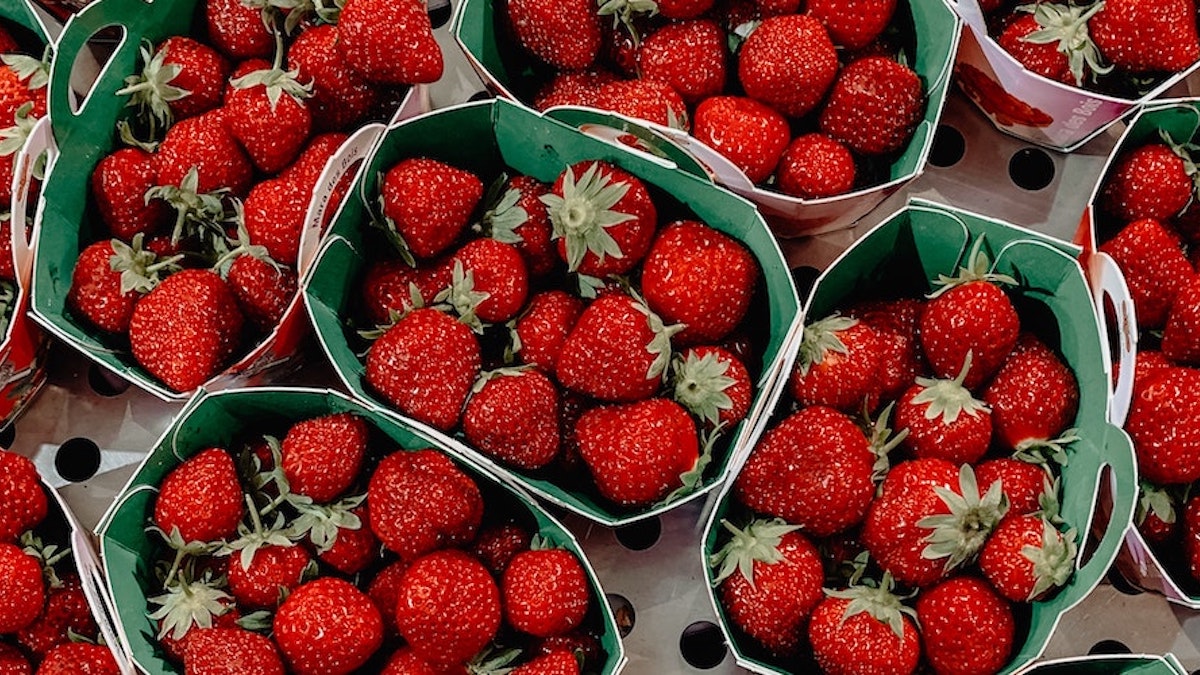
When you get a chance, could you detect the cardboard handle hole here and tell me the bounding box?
[1008,147,1056,191]
[1105,567,1145,596]
[66,24,127,116]
[1088,639,1132,656]
[427,0,452,28]
[605,593,636,638]
[55,437,101,482]
[929,124,966,168]
[792,266,821,302]
[679,621,728,669]
[614,517,661,551]
[0,422,14,449]
[87,363,131,397]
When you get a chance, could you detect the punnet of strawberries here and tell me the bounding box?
[305,98,800,524]
[36,0,446,396]
[703,202,1135,675]
[97,389,621,675]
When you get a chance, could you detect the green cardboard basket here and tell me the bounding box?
[304,98,802,527]
[701,199,1138,675]
[1015,654,1187,675]
[96,387,626,675]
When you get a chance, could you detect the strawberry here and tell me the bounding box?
[895,353,993,465]
[1103,140,1196,222]
[638,21,727,104]
[154,109,253,196]
[513,652,580,675]
[556,292,679,402]
[0,451,47,542]
[1100,218,1195,329]
[641,220,758,345]
[337,0,444,84]
[381,158,483,260]
[471,522,532,578]
[152,578,240,662]
[755,0,802,15]
[447,238,529,324]
[512,290,583,374]
[242,178,309,268]
[91,147,169,241]
[274,577,384,675]
[996,9,1083,85]
[738,15,838,118]
[576,398,699,506]
[862,461,1008,587]
[129,269,245,392]
[16,575,98,658]
[711,520,824,657]
[224,66,313,174]
[154,448,244,543]
[789,315,883,413]
[316,504,378,575]
[381,647,461,675]
[35,643,120,675]
[367,449,483,561]
[368,559,409,635]
[915,576,1015,675]
[226,254,297,332]
[280,132,349,191]
[976,457,1053,517]
[541,160,657,277]
[396,549,501,670]
[0,543,43,632]
[1184,493,1200,582]
[593,79,690,130]
[288,24,377,132]
[365,308,481,430]
[819,56,924,156]
[1162,276,1200,363]
[1137,481,1178,546]
[979,515,1076,602]
[1125,366,1200,484]
[983,333,1079,454]
[0,219,15,282]
[0,643,28,675]
[602,20,641,78]
[506,0,602,70]
[155,37,229,121]
[360,257,451,326]
[918,244,1020,390]
[502,547,590,637]
[227,542,312,609]
[807,575,921,675]
[692,96,790,184]
[205,0,273,59]
[775,133,857,199]
[808,0,895,49]
[1130,349,1174,392]
[533,633,601,667]
[281,412,368,503]
[845,297,926,403]
[533,69,617,111]
[183,626,285,675]
[1091,0,1200,72]
[672,345,752,428]
[479,174,557,277]
[463,368,560,470]
[658,0,716,17]
[0,54,46,124]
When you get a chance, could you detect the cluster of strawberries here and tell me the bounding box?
[501,0,925,200]
[352,152,766,512]
[712,241,1081,674]
[0,451,120,674]
[144,411,605,674]
[65,0,443,393]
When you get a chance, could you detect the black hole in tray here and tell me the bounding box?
[0,423,14,449]
[56,438,101,483]
[1088,639,1131,655]
[792,266,821,301]
[1106,568,1144,596]
[1008,148,1056,191]
[605,593,636,637]
[929,125,966,168]
[468,90,492,103]
[427,0,452,28]
[88,363,131,397]
[615,517,661,551]
[679,621,727,669]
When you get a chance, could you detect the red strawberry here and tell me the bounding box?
[471,522,532,578]
[602,20,641,78]
[639,21,727,104]
[1103,141,1196,222]
[809,0,894,49]
[979,515,1076,602]
[288,24,377,132]
[896,353,992,465]
[226,254,297,332]
[129,269,245,392]
[274,577,384,675]
[576,398,699,506]
[183,626,285,675]
[337,0,444,84]
[368,560,409,635]
[513,651,580,675]
[976,457,1053,517]
[915,576,1015,675]
[755,0,802,15]
[154,109,253,196]
[156,36,230,121]
[1126,366,1200,484]
[738,15,838,118]
[693,96,790,184]
[396,549,501,670]
[0,451,47,542]
[35,643,119,675]
[593,79,690,130]
[91,147,169,241]
[0,543,43,632]
[996,10,1082,85]
[845,297,926,403]
[658,0,716,17]
[224,67,313,174]
[506,0,602,69]
[556,292,679,402]
[1163,277,1200,363]
[205,0,273,59]
[316,504,378,575]
[1183,493,1200,582]
[242,178,309,268]
[775,133,857,199]
[448,238,529,324]
[16,575,97,658]
[380,647,461,675]
[0,643,29,675]
[533,633,601,668]
[541,160,657,277]
[0,54,46,124]
[819,56,924,156]
[280,132,349,191]
[227,543,312,609]
[381,158,483,260]
[503,547,590,638]
[711,520,824,657]
[984,333,1079,454]
[153,448,244,543]
[360,257,451,326]
[641,220,758,346]
[479,174,557,277]
[365,308,481,430]
[280,413,367,503]
[1091,0,1200,72]
[789,315,883,413]
[533,69,617,111]
[672,345,752,428]
[1100,218,1195,329]
[153,581,240,661]
[512,290,584,374]
[463,368,560,470]
[807,575,921,674]
[367,449,483,561]
[1137,481,1178,546]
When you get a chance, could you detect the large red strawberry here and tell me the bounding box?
[1162,276,1200,363]
[979,515,1076,602]
[672,345,752,428]
[845,297,926,403]
[154,36,229,121]
[205,0,273,59]
[996,8,1090,86]
[533,69,617,111]
[153,447,244,544]
[227,543,312,610]
[775,133,857,199]
[512,290,583,374]
[1125,366,1200,484]
[711,519,824,657]
[154,109,253,196]
[639,20,727,103]
[1091,0,1200,72]
[380,647,461,675]
[447,238,529,325]
[593,79,690,130]
[183,626,285,675]
[503,547,590,638]
[226,253,297,332]
[315,504,378,575]
[984,333,1079,455]
[368,560,409,636]
[808,0,895,49]
[976,457,1054,517]
[692,96,790,184]
[225,66,313,174]
[68,238,169,334]
[819,56,924,156]
[288,24,377,132]
[91,147,169,241]
[479,174,557,277]
[35,642,120,675]
[575,398,699,506]
[1099,217,1195,329]
[463,368,560,470]
[337,0,444,84]
[0,54,46,125]
[367,449,483,561]
[396,551,501,670]
[281,412,368,503]
[789,314,883,413]
[507,0,602,70]
[0,543,43,632]
[738,15,838,118]
[360,257,451,326]
[274,577,383,675]
[0,643,28,674]
[916,576,1015,675]
[807,575,921,675]
[365,308,481,430]
[1103,140,1196,222]
[381,158,483,261]
[513,651,580,675]
[471,522,533,579]
[0,450,47,542]
[16,575,97,658]
[896,353,992,465]
[641,220,758,345]
[242,177,309,268]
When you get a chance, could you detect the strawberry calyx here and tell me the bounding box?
[910,351,990,424]
[796,314,857,376]
[219,494,298,572]
[927,237,1017,299]
[864,402,908,483]
[230,66,313,112]
[1036,474,1065,525]
[1016,1,1112,85]
[662,426,719,505]
[111,233,184,296]
[470,365,533,394]
[671,350,735,426]
[19,531,70,589]
[211,222,280,278]
[370,192,418,267]
[1137,480,1177,527]
[918,464,1009,574]
[1013,427,1080,466]
[285,493,366,555]
[147,564,235,641]
[1158,129,1200,202]
[540,162,636,273]
[709,518,802,587]
[0,101,37,158]
[144,167,237,247]
[632,294,685,381]
[433,260,492,334]
[116,40,189,140]
[2,46,50,91]
[1021,519,1077,600]
[823,572,918,640]
[597,0,659,45]
[477,174,529,246]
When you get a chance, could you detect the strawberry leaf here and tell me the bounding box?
[708,518,801,587]
[671,350,734,426]
[540,163,634,273]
